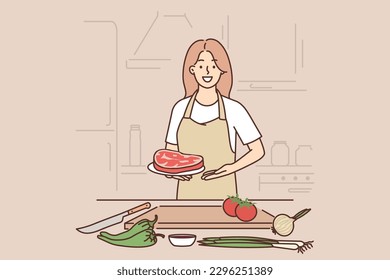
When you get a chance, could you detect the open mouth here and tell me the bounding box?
[202,76,213,83]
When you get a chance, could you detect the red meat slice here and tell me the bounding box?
[153,149,204,174]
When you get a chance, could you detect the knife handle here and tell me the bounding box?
[127,202,151,215]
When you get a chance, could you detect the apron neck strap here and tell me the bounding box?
[217,91,226,120]
[183,90,226,120]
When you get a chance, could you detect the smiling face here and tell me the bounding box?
[189,51,224,89]
[182,39,232,97]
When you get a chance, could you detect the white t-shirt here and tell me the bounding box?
[165,96,262,152]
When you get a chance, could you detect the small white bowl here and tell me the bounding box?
[168,234,197,247]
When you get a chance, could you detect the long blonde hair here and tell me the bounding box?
[182,38,233,98]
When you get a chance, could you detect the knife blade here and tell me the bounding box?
[76,202,151,234]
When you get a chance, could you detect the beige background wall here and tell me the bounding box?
[0,0,389,259]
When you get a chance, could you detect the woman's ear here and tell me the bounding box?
[189,66,195,75]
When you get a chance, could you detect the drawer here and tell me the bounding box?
[258,172,314,195]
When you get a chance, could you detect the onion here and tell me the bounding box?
[272,208,311,237]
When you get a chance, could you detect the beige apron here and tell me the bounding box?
[176,92,237,199]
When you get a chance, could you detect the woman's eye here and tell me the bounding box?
[212,65,216,69]
[199,65,203,69]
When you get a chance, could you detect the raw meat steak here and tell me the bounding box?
[153,149,204,174]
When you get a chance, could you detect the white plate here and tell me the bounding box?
[147,163,205,176]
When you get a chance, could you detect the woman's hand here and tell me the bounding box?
[165,175,192,181]
[201,164,235,180]
[202,139,265,180]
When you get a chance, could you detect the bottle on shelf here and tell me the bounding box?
[271,141,290,166]
[295,145,312,166]
[129,124,141,166]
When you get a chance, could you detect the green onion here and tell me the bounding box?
[198,236,314,254]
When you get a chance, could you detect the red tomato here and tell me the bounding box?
[222,196,241,217]
[236,202,257,222]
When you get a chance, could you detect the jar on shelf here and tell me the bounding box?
[295,145,312,166]
[129,124,141,166]
[271,141,290,166]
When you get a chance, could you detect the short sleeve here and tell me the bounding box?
[230,101,262,145]
[165,98,189,145]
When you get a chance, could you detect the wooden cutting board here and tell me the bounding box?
[124,205,274,229]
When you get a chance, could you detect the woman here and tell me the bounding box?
[165,38,265,199]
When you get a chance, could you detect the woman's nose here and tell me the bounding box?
[206,66,210,74]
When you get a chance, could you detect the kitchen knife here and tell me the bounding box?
[76,202,151,234]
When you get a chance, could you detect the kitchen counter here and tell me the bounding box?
[124,205,274,230]
[80,198,314,259]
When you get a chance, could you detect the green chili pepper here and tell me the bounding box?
[97,215,164,248]
[98,229,165,248]
[99,215,158,240]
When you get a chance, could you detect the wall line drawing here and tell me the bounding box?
[237,89,307,92]
[122,124,145,167]
[259,172,314,175]
[126,66,161,70]
[81,20,119,191]
[258,172,314,194]
[238,80,296,83]
[76,129,115,132]
[295,145,312,166]
[107,142,111,171]
[257,143,313,167]
[256,165,312,167]
[134,11,159,55]
[227,15,230,49]
[260,182,314,185]
[294,24,305,72]
[163,13,193,28]
[237,81,306,92]
[128,58,171,61]
[302,39,304,68]
[129,124,142,166]
[126,58,171,70]
[249,84,272,89]
[294,23,297,74]
[97,198,294,202]
[289,188,312,193]
[106,97,111,126]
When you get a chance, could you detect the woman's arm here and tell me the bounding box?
[202,138,265,180]
[165,143,178,151]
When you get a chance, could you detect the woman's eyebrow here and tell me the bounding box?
[212,59,218,61]
[197,59,205,62]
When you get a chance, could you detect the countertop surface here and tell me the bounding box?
[124,204,274,229]
[72,199,317,260]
